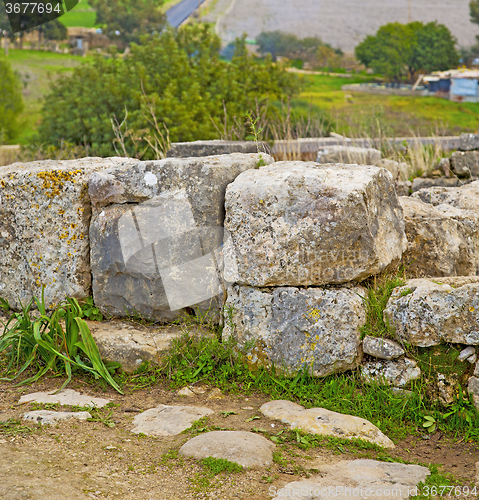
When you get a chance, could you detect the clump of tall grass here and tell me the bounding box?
[0,289,122,393]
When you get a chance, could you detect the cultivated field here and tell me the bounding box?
[216,0,477,52]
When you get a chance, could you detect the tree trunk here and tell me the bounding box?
[5,35,9,56]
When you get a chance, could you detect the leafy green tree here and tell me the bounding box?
[38,25,300,157]
[256,31,341,66]
[89,0,166,46]
[410,22,459,75]
[355,21,458,81]
[43,19,68,41]
[471,0,479,27]
[0,56,24,142]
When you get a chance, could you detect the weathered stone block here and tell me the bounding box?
[451,151,479,178]
[376,158,412,182]
[411,179,479,210]
[360,358,421,387]
[459,133,479,151]
[411,177,462,193]
[166,140,270,158]
[224,162,407,286]
[399,197,479,277]
[0,157,134,309]
[362,336,404,360]
[384,278,479,347]
[88,320,210,373]
[223,285,366,377]
[316,145,381,165]
[89,153,272,321]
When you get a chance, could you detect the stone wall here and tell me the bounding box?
[1,152,479,407]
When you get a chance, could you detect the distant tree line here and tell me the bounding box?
[255,31,344,69]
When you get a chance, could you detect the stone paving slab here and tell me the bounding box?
[18,389,111,408]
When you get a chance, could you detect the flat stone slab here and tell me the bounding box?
[18,389,111,408]
[23,410,91,425]
[179,430,275,468]
[273,459,429,499]
[260,400,394,449]
[88,320,210,373]
[131,405,213,436]
[384,278,479,347]
[362,336,404,360]
[360,358,421,387]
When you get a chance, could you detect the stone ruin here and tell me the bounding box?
[1,148,479,408]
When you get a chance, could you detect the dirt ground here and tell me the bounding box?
[0,377,478,500]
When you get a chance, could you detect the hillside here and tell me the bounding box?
[214,0,477,52]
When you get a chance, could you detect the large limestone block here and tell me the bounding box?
[0,157,134,309]
[384,278,479,347]
[223,285,365,377]
[88,153,272,321]
[260,401,394,449]
[224,162,407,286]
[316,146,381,165]
[399,197,479,277]
[411,180,479,211]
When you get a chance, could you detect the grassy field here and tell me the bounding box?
[60,0,97,27]
[6,50,92,144]
[300,74,479,137]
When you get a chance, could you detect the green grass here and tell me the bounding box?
[300,73,479,137]
[60,0,97,27]
[118,325,479,443]
[5,49,92,144]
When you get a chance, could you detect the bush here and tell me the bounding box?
[38,25,300,157]
[0,56,24,143]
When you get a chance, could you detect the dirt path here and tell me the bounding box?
[0,378,477,499]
